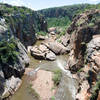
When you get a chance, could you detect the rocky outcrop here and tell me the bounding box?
[66,9,100,72]
[65,10,100,100]
[30,34,68,60]
[44,41,68,54]
[31,44,56,61]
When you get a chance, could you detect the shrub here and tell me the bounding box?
[52,69,62,86]
[0,38,18,65]
[51,96,55,100]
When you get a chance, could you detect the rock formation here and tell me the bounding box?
[65,9,100,100]
[0,19,30,99]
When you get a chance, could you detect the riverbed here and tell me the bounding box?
[11,40,78,100]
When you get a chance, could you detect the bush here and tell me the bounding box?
[37,31,47,36]
[52,69,62,86]
[0,38,18,65]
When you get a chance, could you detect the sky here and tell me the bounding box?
[0,0,100,10]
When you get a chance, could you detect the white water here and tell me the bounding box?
[56,59,77,100]
[56,59,72,78]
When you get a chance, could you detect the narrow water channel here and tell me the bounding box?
[11,40,78,100]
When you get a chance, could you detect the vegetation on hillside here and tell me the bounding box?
[38,4,100,27]
[0,3,32,16]
[0,3,47,35]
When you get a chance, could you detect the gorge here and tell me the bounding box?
[0,3,100,100]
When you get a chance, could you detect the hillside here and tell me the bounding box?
[38,4,100,27]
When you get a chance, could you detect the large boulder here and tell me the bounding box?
[31,45,48,59]
[31,44,56,60]
[44,41,68,54]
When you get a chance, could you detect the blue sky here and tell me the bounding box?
[0,0,100,10]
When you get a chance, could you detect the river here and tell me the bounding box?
[11,40,78,100]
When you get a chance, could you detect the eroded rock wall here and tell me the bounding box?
[65,9,100,100]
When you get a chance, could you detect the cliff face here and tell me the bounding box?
[7,13,47,46]
[0,18,30,99]
[0,4,47,99]
[0,4,47,46]
[65,9,100,99]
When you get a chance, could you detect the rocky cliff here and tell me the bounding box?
[65,9,100,100]
[0,4,47,99]
[0,17,30,99]
[0,4,47,46]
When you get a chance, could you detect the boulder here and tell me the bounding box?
[27,46,33,52]
[2,76,22,99]
[46,51,56,61]
[31,44,56,61]
[50,31,56,35]
[31,45,48,59]
[45,41,67,54]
